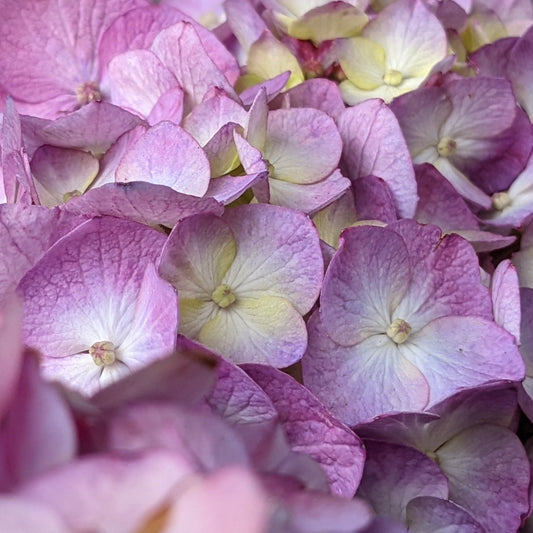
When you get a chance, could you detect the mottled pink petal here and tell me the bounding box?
[107,49,179,120]
[0,204,84,301]
[98,5,239,83]
[225,0,267,52]
[239,72,291,107]
[0,0,139,118]
[147,86,184,125]
[244,364,366,498]
[338,100,417,218]
[61,181,223,228]
[151,22,238,112]
[357,440,449,522]
[116,121,211,196]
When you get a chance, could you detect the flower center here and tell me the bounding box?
[437,137,457,157]
[211,283,236,308]
[62,189,82,203]
[491,191,511,211]
[76,81,102,106]
[89,341,116,366]
[383,69,403,87]
[386,318,412,344]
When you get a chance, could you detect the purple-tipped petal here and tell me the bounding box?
[244,363,366,498]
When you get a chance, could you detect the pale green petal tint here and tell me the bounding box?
[338,37,386,91]
[179,298,219,339]
[247,32,304,89]
[275,5,368,45]
[198,296,307,366]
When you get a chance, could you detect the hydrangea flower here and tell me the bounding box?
[302,220,525,425]
[158,204,323,366]
[18,216,178,395]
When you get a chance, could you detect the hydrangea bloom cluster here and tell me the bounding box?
[2,0,533,531]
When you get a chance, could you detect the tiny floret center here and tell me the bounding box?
[386,318,412,344]
[437,137,457,157]
[383,69,403,87]
[90,341,116,366]
[63,190,82,203]
[211,284,236,308]
[492,191,511,211]
[76,81,102,106]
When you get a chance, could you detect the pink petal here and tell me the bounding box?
[338,100,417,218]
[491,259,521,343]
[116,121,211,196]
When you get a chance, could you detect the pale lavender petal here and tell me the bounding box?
[451,230,516,253]
[264,108,342,184]
[267,169,351,215]
[491,259,521,342]
[438,425,530,533]
[239,72,291,106]
[183,91,247,146]
[116,121,211,196]
[225,0,267,52]
[107,49,179,119]
[222,204,323,314]
[401,316,525,406]
[203,122,241,177]
[147,86,184,125]
[30,145,99,207]
[244,364,366,498]
[206,172,267,205]
[158,213,236,300]
[320,225,411,346]
[406,496,485,533]
[338,100,417,218]
[38,102,144,155]
[303,312,430,427]
[357,439,449,522]
[61,181,223,228]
